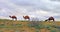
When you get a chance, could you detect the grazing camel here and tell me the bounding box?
[9,16,17,20]
[45,16,55,22]
[23,15,30,20]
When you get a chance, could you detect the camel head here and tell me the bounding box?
[45,20,47,21]
[45,19,48,21]
[9,16,11,18]
[23,16,25,18]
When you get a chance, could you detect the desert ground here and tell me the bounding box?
[0,19,60,32]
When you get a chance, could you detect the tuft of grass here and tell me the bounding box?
[45,25,52,30]
[27,23,45,29]
[50,29,57,32]
[34,24,45,29]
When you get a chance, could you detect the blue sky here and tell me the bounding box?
[0,0,60,21]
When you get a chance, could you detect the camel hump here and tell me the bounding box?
[48,16,54,20]
[25,16,29,17]
[49,16,54,19]
[23,15,30,19]
[9,15,16,18]
[12,16,16,18]
[12,16,16,17]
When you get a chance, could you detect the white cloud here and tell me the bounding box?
[0,0,60,21]
[36,10,48,14]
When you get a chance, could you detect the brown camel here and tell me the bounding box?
[9,16,17,20]
[23,15,30,20]
[45,16,55,22]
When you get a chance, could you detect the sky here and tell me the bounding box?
[0,0,60,21]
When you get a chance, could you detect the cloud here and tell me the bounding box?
[0,0,60,21]
[50,0,60,2]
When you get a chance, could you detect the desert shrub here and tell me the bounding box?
[34,24,45,29]
[51,25,60,31]
[50,29,57,32]
[11,24,22,27]
[28,21,40,27]
[16,24,22,27]
[54,26,60,30]
[28,22,44,29]
[0,24,5,26]
[35,30,39,32]
[0,24,5,28]
[29,21,40,26]
[15,30,20,32]
[45,25,52,30]
[27,24,32,27]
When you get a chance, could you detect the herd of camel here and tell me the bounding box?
[9,15,55,22]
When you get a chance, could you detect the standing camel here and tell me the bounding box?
[23,15,30,21]
[9,15,17,20]
[45,16,55,22]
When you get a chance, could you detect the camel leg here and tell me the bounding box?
[45,20,48,22]
[15,18,17,21]
[28,19,30,21]
[25,19,26,21]
[48,20,50,22]
[12,18,14,20]
[53,19,55,22]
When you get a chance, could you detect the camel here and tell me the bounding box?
[45,16,55,22]
[9,16,17,20]
[23,15,30,21]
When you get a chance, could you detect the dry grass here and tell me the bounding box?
[0,19,60,32]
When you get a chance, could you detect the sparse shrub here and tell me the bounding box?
[15,30,20,32]
[28,21,40,27]
[50,29,56,32]
[34,24,44,29]
[11,23,22,27]
[11,24,16,26]
[27,24,32,27]
[45,25,52,30]
[30,21,40,26]
[28,21,44,29]
[15,24,22,27]
[0,24,5,28]
[54,26,60,30]
[35,30,39,32]
[0,24,5,26]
